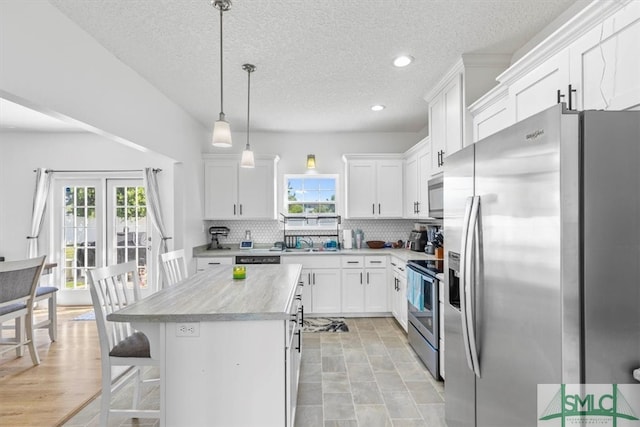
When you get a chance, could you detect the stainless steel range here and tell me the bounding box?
[407,259,443,380]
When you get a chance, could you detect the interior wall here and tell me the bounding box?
[0,132,175,263]
[0,0,209,263]
[205,130,421,215]
[201,131,423,245]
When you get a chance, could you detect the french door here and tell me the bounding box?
[53,177,153,305]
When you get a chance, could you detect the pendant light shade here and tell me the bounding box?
[240,63,256,168]
[212,116,232,147]
[240,148,255,168]
[211,0,232,148]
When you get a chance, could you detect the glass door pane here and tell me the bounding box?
[107,180,152,296]
[54,179,103,305]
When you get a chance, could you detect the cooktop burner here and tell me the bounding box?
[407,259,444,277]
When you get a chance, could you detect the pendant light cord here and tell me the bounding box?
[246,68,251,149]
[219,6,224,117]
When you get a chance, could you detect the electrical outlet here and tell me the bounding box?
[176,322,200,337]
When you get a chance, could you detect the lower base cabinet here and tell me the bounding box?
[283,256,341,314]
[341,256,388,313]
[390,257,408,331]
[195,256,233,272]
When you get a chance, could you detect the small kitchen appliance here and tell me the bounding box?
[408,229,428,252]
[239,230,253,250]
[208,226,231,250]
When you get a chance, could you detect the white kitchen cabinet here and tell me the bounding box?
[344,155,404,219]
[508,49,570,123]
[341,256,388,313]
[283,256,341,314]
[195,256,233,272]
[469,85,510,142]
[569,1,640,111]
[203,154,279,220]
[429,76,462,174]
[472,0,640,132]
[404,138,431,219]
[389,256,407,331]
[424,54,511,175]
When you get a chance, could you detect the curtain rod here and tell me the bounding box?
[33,168,162,173]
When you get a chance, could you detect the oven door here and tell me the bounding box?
[406,265,438,347]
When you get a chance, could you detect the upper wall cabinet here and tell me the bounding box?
[203,154,279,220]
[343,154,404,219]
[470,0,639,142]
[424,54,511,175]
[404,137,431,219]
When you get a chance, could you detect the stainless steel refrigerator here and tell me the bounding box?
[444,104,640,427]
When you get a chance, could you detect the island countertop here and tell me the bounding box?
[108,263,303,323]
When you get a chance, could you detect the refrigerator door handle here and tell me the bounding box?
[465,195,481,378]
[459,196,474,373]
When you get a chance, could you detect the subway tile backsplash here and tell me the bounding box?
[203,219,419,246]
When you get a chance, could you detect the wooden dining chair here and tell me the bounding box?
[160,249,188,287]
[0,255,46,365]
[87,261,160,427]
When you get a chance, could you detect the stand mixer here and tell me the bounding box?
[208,226,231,250]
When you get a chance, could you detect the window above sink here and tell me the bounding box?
[284,174,339,220]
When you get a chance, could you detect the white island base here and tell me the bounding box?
[135,318,297,427]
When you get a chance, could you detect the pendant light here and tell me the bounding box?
[211,0,232,148]
[306,154,316,169]
[240,63,256,168]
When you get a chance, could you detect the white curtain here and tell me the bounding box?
[27,168,52,258]
[144,168,171,288]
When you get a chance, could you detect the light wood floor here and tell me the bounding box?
[0,306,101,427]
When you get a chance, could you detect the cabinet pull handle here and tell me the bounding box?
[208,262,221,265]
[295,329,301,352]
[370,260,382,264]
[308,273,311,284]
[360,272,363,284]
[239,204,243,215]
[313,273,316,284]
[372,204,375,215]
[367,272,370,284]
[347,261,359,264]
[391,262,397,267]
[568,84,576,111]
[557,89,565,105]
[416,201,420,214]
[233,204,237,215]
[378,203,381,214]
[300,305,304,326]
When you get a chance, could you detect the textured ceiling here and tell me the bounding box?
[46,0,587,134]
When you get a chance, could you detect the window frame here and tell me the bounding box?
[283,173,340,219]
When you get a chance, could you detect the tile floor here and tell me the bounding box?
[295,317,445,427]
[64,317,446,427]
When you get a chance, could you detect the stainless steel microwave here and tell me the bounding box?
[427,174,443,219]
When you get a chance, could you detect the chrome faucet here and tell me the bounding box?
[297,237,314,249]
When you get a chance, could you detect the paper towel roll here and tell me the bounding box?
[342,229,353,249]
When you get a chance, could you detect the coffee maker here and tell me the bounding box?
[408,229,428,252]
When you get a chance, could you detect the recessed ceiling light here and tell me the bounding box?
[371,105,385,111]
[393,55,414,67]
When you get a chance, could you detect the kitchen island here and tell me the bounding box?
[109,263,304,427]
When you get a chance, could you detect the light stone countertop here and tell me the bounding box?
[108,264,303,323]
[193,244,441,264]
